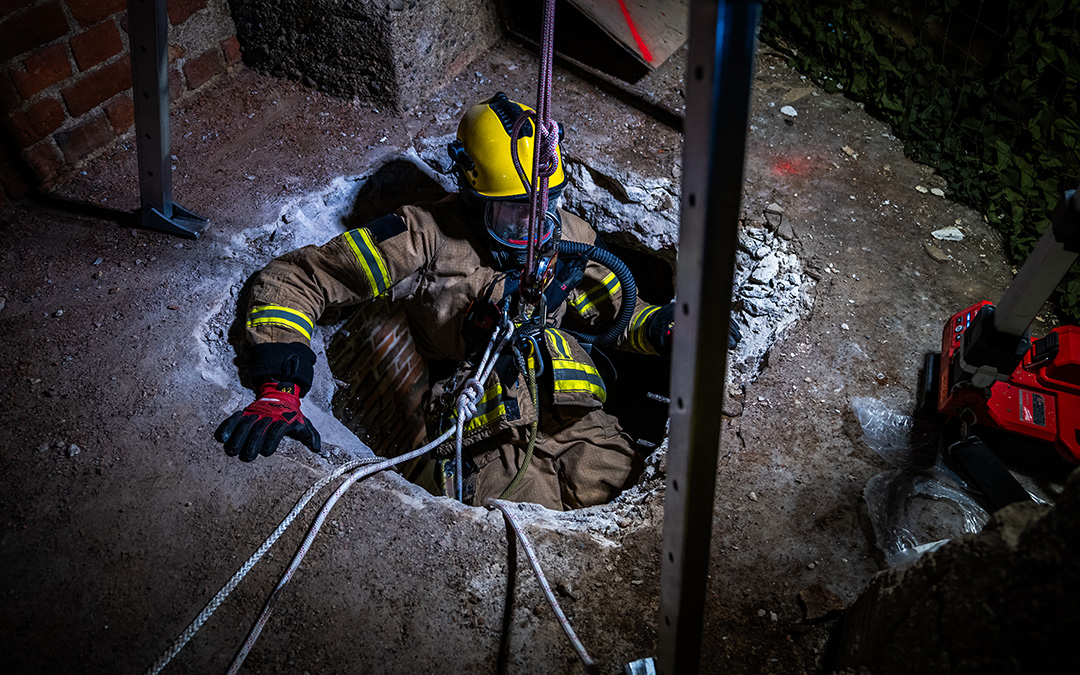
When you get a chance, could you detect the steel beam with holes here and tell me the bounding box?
[127,0,208,238]
[656,1,761,674]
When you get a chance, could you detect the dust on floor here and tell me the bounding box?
[0,39,1061,674]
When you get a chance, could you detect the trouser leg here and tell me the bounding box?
[468,405,643,511]
[548,406,644,510]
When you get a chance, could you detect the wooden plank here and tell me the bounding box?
[566,0,689,69]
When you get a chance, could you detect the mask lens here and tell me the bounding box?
[485,202,555,249]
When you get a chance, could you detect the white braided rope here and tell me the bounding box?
[226,319,515,672]
[143,454,383,675]
[455,312,514,500]
[224,430,455,674]
[486,498,594,668]
[146,315,515,674]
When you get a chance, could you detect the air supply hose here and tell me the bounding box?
[556,239,637,346]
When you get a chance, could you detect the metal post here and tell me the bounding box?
[127,0,208,238]
[994,187,1079,337]
[656,2,760,674]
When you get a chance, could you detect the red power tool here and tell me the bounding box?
[923,185,1080,508]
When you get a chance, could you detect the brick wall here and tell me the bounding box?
[0,0,239,203]
[327,300,430,460]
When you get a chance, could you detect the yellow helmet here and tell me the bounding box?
[448,92,566,201]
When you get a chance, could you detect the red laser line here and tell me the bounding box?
[617,0,654,63]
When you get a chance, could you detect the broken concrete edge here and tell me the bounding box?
[187,149,670,544]
[191,124,820,534]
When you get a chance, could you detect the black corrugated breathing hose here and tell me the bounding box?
[556,240,637,346]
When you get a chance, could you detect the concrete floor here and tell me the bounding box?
[0,38,1058,674]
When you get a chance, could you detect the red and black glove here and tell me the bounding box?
[216,381,321,462]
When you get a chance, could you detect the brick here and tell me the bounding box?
[167,0,206,26]
[5,96,66,147]
[23,141,65,183]
[54,111,113,163]
[221,36,241,66]
[10,43,73,99]
[67,0,125,27]
[182,46,223,90]
[70,20,122,72]
[0,3,69,63]
[61,57,131,117]
[103,93,132,133]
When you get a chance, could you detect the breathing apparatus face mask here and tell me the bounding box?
[484,201,558,251]
[475,198,563,282]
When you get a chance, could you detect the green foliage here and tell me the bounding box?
[760,0,1080,320]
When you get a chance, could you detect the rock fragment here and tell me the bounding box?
[924,243,950,263]
[798,584,846,622]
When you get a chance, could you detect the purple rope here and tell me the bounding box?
[510,0,559,295]
[485,498,595,669]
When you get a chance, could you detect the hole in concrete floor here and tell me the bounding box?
[325,240,676,504]
[248,152,815,516]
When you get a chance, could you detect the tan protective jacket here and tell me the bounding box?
[244,194,660,448]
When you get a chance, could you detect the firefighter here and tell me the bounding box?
[217,92,723,511]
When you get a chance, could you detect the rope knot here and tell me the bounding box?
[456,377,485,420]
[535,119,560,177]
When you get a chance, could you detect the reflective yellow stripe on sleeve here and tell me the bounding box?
[544,327,572,359]
[343,228,392,297]
[628,304,661,355]
[246,305,315,340]
[569,271,620,316]
[551,358,607,402]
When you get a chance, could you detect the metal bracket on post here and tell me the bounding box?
[127,0,208,239]
[656,1,761,674]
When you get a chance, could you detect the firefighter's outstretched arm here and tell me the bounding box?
[218,211,432,461]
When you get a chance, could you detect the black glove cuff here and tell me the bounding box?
[248,342,317,396]
[645,303,675,355]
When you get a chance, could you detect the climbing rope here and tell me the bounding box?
[511,0,560,298]
[454,308,515,501]
[485,498,595,670]
[142,453,384,675]
[146,317,514,675]
[224,435,454,674]
[500,340,540,500]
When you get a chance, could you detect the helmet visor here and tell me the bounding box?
[485,201,555,250]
